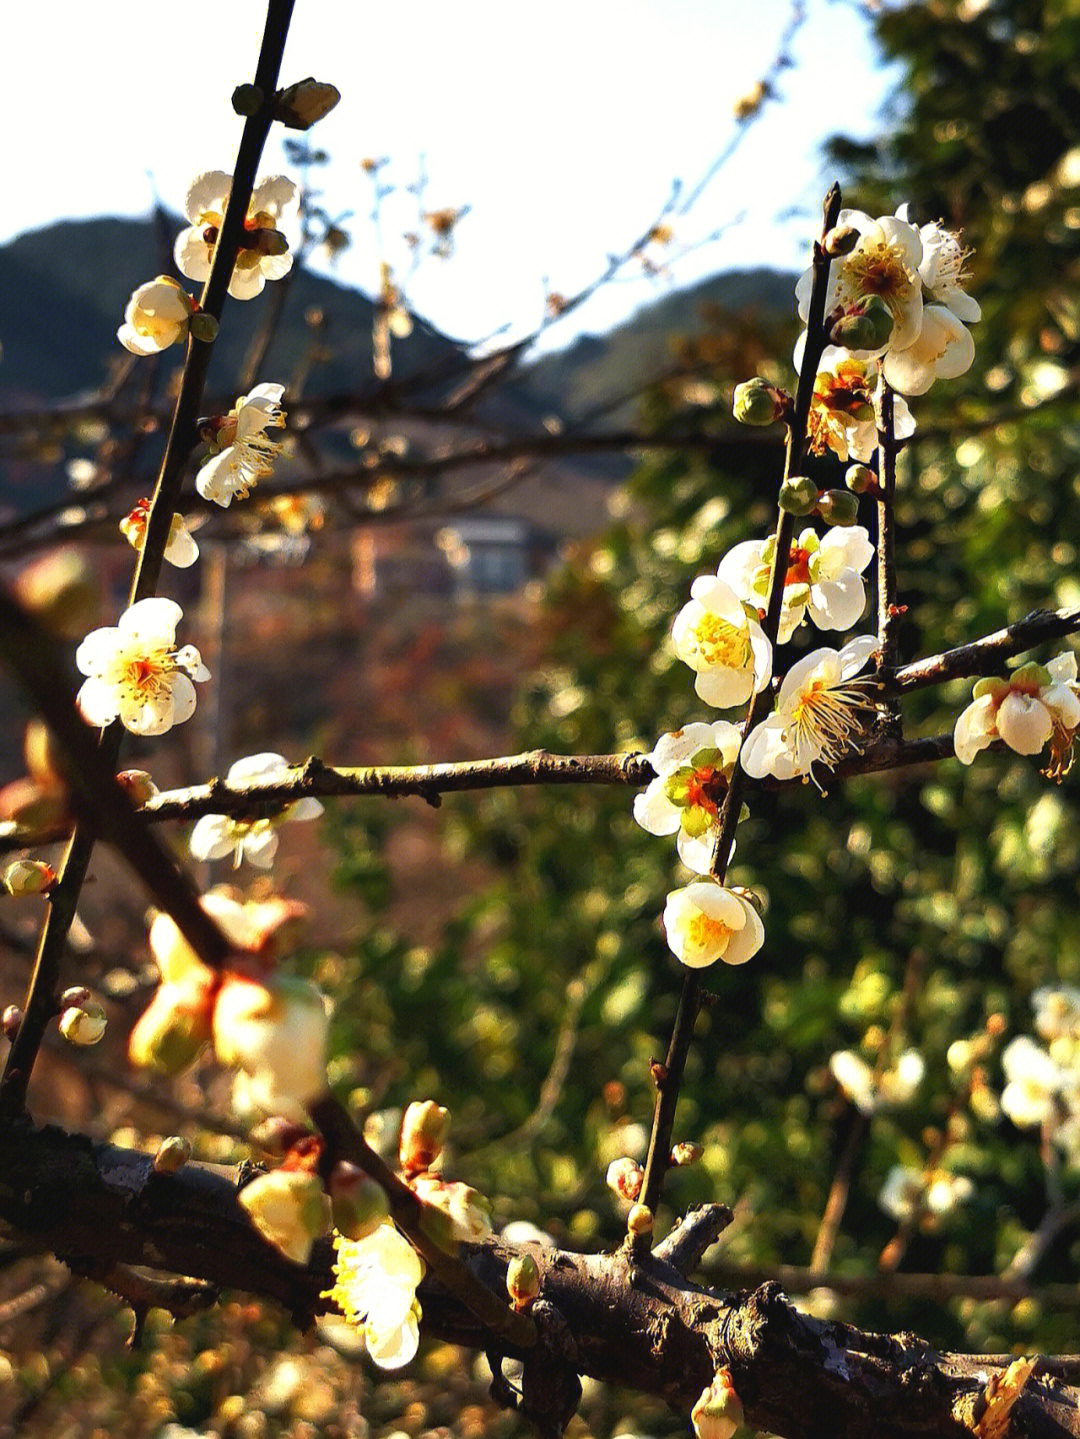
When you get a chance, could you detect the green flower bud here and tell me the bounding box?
[189,312,219,344]
[232,84,264,116]
[845,463,877,495]
[816,490,860,527]
[670,1142,703,1166]
[153,1136,192,1174]
[732,378,787,427]
[506,1253,541,1310]
[59,1001,107,1046]
[778,476,819,516]
[330,1163,390,1241]
[4,859,57,895]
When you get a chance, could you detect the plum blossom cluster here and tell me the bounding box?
[991,989,1080,1165]
[189,753,324,868]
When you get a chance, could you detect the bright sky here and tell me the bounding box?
[2,1,895,354]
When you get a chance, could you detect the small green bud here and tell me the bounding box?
[506,1253,541,1310]
[824,223,860,257]
[189,312,219,344]
[330,1162,390,1240]
[153,1136,192,1174]
[59,1001,107,1046]
[778,475,819,516]
[816,489,860,527]
[232,84,264,117]
[732,378,787,427]
[845,463,877,495]
[1012,661,1052,689]
[4,859,57,895]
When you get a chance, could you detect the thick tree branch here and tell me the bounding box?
[893,609,1080,694]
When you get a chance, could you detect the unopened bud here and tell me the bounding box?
[330,1162,390,1240]
[60,986,91,1008]
[129,984,213,1074]
[816,489,860,527]
[4,859,57,895]
[627,1203,654,1236]
[250,1115,312,1156]
[506,1253,541,1310]
[778,475,819,516]
[59,1001,107,1046]
[237,1168,331,1266]
[845,463,877,495]
[153,1136,192,1174]
[189,311,219,344]
[232,83,264,116]
[732,377,787,427]
[691,1369,745,1439]
[3,1005,23,1042]
[824,224,859,257]
[115,770,158,805]
[607,1156,644,1202]
[254,227,289,257]
[671,1142,703,1167]
[275,78,341,130]
[831,295,894,351]
[399,1099,450,1176]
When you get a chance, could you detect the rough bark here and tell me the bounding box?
[3,1120,1078,1439]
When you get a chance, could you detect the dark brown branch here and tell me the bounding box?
[4,1120,1080,1439]
[876,383,903,736]
[653,1203,735,1274]
[893,609,1080,695]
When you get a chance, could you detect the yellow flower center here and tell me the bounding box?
[122,649,174,701]
[684,912,731,957]
[689,612,751,670]
[843,240,915,306]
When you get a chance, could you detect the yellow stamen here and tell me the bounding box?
[689,613,752,670]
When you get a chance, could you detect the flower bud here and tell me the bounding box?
[60,986,91,1008]
[411,1175,493,1242]
[627,1203,654,1236]
[845,463,877,495]
[231,83,264,116]
[606,1156,644,1202]
[274,78,341,130]
[506,1253,541,1310]
[153,1135,192,1174]
[399,1100,450,1176]
[4,859,57,895]
[129,983,214,1074]
[3,1005,23,1042]
[212,973,329,1122]
[778,476,819,516]
[189,312,220,344]
[249,1115,313,1156]
[115,770,158,805]
[816,490,860,527]
[691,1369,745,1439]
[237,1168,331,1266]
[824,223,860,257]
[830,295,895,351]
[732,378,787,427]
[330,1162,390,1241]
[253,228,290,257]
[59,1001,107,1046]
[670,1142,703,1167]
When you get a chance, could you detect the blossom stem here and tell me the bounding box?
[0,0,295,1121]
[875,382,902,730]
[632,185,844,1254]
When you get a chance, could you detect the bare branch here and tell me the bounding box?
[654,1204,735,1274]
[893,608,1080,695]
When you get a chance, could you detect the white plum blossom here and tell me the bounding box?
[174,172,298,300]
[899,208,981,324]
[119,497,199,568]
[804,346,916,462]
[634,721,741,874]
[189,753,324,868]
[671,575,772,709]
[879,1164,974,1221]
[882,304,976,396]
[328,1223,425,1370]
[118,276,197,355]
[663,881,765,969]
[718,527,875,644]
[829,1048,925,1114]
[75,598,209,736]
[1033,987,1080,1044]
[196,383,287,506]
[740,636,879,783]
[954,654,1080,771]
[798,209,925,355]
[212,972,331,1122]
[1000,1035,1066,1129]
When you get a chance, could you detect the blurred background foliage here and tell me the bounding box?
[7,0,1080,1434]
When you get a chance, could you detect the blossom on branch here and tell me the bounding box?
[119,498,199,568]
[953,654,1080,772]
[238,1165,331,1267]
[740,635,879,783]
[117,276,198,355]
[327,1223,424,1370]
[804,346,916,462]
[196,383,287,506]
[189,752,323,868]
[75,598,209,736]
[829,1048,925,1114]
[175,172,297,300]
[672,576,772,709]
[213,972,331,1123]
[879,1164,974,1221]
[798,209,925,355]
[718,527,875,644]
[663,880,765,968]
[633,721,741,874]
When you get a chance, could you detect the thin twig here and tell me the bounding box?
[875,381,902,732]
